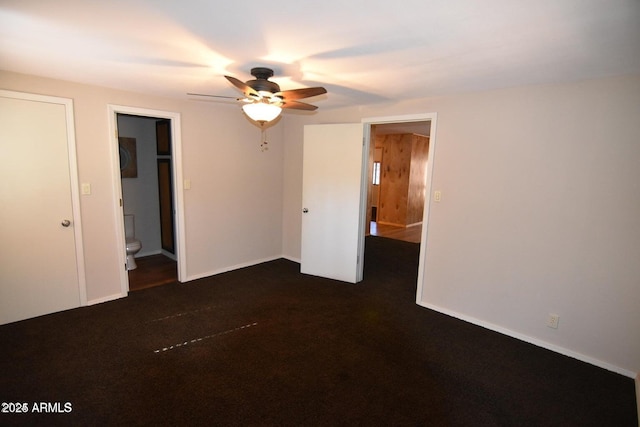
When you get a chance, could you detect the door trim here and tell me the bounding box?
[107,104,186,295]
[0,89,87,306]
[361,113,438,304]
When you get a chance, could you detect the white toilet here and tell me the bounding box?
[124,214,142,270]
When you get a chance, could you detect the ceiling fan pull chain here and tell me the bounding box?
[260,126,268,152]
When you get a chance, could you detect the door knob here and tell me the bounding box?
[302,208,309,213]
[61,219,71,227]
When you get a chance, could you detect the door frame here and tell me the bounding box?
[0,89,87,306]
[361,113,438,303]
[107,105,186,295]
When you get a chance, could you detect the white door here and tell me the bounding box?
[301,123,366,283]
[0,91,84,325]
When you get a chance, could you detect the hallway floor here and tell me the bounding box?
[369,222,422,243]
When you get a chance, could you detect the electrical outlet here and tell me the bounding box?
[547,313,560,329]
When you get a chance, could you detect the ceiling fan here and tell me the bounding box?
[188,67,327,124]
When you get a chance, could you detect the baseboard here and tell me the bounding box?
[136,249,162,258]
[185,255,283,282]
[376,221,423,228]
[418,301,637,379]
[161,249,177,261]
[376,220,405,227]
[134,250,176,261]
[87,292,126,306]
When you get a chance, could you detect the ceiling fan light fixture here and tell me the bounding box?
[189,67,325,125]
[242,102,282,123]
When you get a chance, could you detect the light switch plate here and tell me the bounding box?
[81,183,91,195]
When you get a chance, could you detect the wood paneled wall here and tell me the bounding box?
[407,134,430,225]
[375,133,429,227]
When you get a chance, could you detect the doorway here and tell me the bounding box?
[108,105,186,295]
[367,122,430,244]
[361,114,437,302]
[117,114,176,290]
[299,114,436,291]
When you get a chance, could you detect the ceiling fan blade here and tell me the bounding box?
[277,87,327,101]
[281,100,318,111]
[225,75,260,98]
[187,93,238,100]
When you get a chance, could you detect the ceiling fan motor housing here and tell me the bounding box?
[248,67,281,93]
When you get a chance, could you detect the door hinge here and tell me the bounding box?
[119,198,123,207]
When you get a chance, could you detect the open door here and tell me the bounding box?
[301,123,366,283]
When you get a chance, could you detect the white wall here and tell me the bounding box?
[282,74,640,377]
[0,70,285,302]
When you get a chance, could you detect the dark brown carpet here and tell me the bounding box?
[1,237,636,426]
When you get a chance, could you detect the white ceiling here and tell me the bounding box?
[1,0,639,110]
